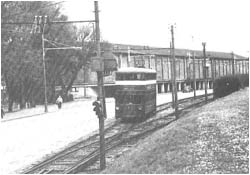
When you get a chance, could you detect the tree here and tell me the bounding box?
[1,1,73,110]
[1,4,44,110]
[1,1,103,111]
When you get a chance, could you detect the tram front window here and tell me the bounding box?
[116,73,145,80]
[135,73,144,80]
[117,95,143,104]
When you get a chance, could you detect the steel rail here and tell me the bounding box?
[22,121,121,174]
[23,93,213,174]
[66,94,214,173]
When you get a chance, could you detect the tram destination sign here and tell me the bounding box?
[91,56,104,72]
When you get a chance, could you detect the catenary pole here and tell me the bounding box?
[202,42,208,103]
[94,1,106,170]
[171,25,178,117]
[192,51,196,99]
[231,52,235,75]
[42,20,48,112]
[170,42,175,108]
[211,57,215,89]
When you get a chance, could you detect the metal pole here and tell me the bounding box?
[242,60,245,74]
[127,46,130,67]
[202,42,208,103]
[83,67,87,97]
[171,25,178,116]
[231,52,235,75]
[211,58,215,88]
[94,1,106,170]
[192,51,196,99]
[42,24,48,113]
[222,59,225,75]
[81,38,87,98]
[170,42,175,108]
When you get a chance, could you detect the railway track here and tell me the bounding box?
[22,121,134,174]
[23,93,213,174]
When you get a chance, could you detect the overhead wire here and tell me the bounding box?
[2,1,65,20]
[1,29,29,35]
[109,47,171,51]
[1,1,66,26]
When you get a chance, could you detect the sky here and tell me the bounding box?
[62,0,250,57]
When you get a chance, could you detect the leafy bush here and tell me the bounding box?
[214,75,240,98]
[236,74,249,88]
[213,74,249,98]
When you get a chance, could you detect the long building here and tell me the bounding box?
[75,43,249,94]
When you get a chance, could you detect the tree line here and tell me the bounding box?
[1,1,108,112]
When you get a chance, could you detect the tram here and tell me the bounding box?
[115,67,157,121]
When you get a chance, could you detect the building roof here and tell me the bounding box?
[111,43,248,60]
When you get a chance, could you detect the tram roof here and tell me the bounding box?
[116,67,157,73]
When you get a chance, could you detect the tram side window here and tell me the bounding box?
[121,73,134,80]
[116,73,127,80]
[117,95,144,104]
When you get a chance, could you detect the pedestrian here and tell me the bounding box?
[56,95,63,109]
[1,108,5,119]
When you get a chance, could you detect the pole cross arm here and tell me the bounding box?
[51,20,96,24]
[45,47,82,51]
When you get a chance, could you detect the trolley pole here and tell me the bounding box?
[94,1,106,170]
[171,25,178,116]
[42,21,48,113]
[202,42,208,103]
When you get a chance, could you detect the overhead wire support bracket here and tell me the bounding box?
[45,47,82,51]
[50,20,96,24]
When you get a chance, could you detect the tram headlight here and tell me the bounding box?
[138,106,143,111]
[115,107,120,111]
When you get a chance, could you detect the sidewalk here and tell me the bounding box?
[157,89,213,106]
[0,97,115,174]
[1,90,213,122]
[1,97,95,122]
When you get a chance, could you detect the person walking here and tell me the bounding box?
[1,108,5,119]
[56,95,63,109]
